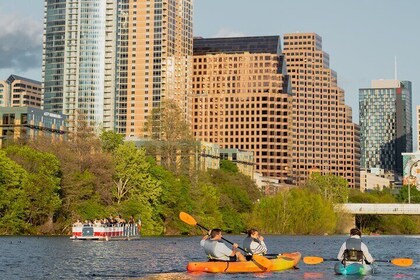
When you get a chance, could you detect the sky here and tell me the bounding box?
[1,0,419,126]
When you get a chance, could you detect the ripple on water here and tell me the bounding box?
[0,235,418,280]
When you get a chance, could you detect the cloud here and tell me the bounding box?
[213,27,246,38]
[0,12,43,71]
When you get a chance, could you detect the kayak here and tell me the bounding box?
[334,262,374,275]
[187,252,301,273]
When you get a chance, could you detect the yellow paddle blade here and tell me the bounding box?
[391,258,413,267]
[253,254,273,269]
[303,256,324,265]
[179,212,197,226]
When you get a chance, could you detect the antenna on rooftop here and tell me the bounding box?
[394,56,398,80]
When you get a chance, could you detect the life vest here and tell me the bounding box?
[203,239,227,260]
[243,236,260,253]
[343,238,364,263]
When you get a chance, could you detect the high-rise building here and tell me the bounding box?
[359,79,412,175]
[0,75,42,108]
[42,0,193,136]
[115,0,193,138]
[192,36,293,189]
[43,0,117,133]
[283,33,359,188]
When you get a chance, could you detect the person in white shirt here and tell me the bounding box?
[337,228,374,264]
[200,228,246,262]
[243,229,268,258]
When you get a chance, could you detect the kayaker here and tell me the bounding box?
[201,228,246,262]
[243,228,267,259]
[337,228,374,265]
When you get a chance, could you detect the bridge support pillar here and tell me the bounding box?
[336,213,355,234]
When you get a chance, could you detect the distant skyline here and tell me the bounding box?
[1,0,419,130]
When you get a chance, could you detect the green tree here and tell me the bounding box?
[306,173,349,203]
[220,160,239,173]
[113,142,160,204]
[0,150,30,234]
[99,130,124,153]
[112,142,162,235]
[396,185,420,203]
[148,160,193,234]
[4,145,61,233]
[249,188,336,234]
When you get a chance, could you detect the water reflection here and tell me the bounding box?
[303,272,325,279]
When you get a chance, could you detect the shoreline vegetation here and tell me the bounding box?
[1,109,419,236]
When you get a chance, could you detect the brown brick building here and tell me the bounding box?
[115,0,193,138]
[283,33,359,188]
[191,36,293,189]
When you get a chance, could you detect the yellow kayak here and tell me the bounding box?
[187,252,301,273]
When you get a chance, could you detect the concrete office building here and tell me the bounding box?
[360,168,393,192]
[360,80,412,176]
[42,0,193,136]
[192,36,293,189]
[283,33,359,188]
[0,75,42,108]
[0,107,66,147]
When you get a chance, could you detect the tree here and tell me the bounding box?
[248,188,336,234]
[144,99,197,175]
[0,150,29,234]
[28,120,114,223]
[4,145,61,232]
[220,160,239,173]
[113,142,160,204]
[396,185,420,203]
[148,160,193,234]
[99,130,124,153]
[305,173,349,203]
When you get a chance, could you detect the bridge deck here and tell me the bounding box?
[335,203,420,215]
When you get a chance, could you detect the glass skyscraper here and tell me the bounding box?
[43,0,116,133]
[359,80,412,175]
[42,0,193,136]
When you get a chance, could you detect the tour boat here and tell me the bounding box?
[70,222,141,241]
[187,252,301,273]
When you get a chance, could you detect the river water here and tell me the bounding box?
[0,235,418,279]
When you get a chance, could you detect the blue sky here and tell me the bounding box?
[1,0,419,126]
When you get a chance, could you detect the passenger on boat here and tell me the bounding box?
[243,228,267,259]
[128,216,135,224]
[200,229,246,262]
[116,215,126,224]
[337,228,374,265]
[73,220,83,227]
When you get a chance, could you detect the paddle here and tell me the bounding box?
[179,211,272,269]
[303,256,413,267]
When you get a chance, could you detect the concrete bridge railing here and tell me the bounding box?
[335,203,420,215]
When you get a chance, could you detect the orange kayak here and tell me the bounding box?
[187,252,301,273]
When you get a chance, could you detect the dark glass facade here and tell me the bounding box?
[193,36,282,55]
[359,80,412,175]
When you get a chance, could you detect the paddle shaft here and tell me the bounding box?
[196,222,248,253]
[319,258,392,263]
[375,259,392,263]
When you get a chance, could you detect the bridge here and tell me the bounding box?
[334,203,420,232]
[335,203,420,215]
